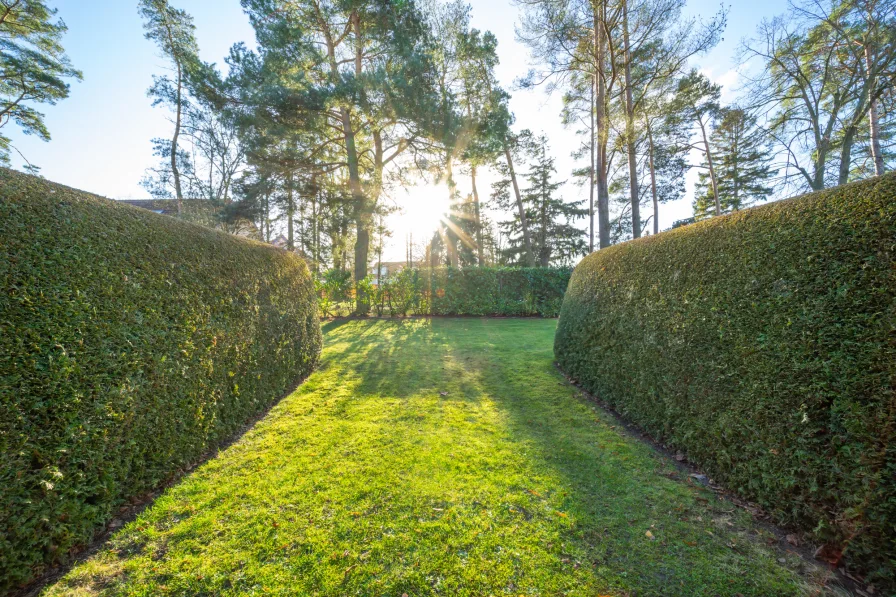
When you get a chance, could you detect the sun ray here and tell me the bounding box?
[440,215,479,251]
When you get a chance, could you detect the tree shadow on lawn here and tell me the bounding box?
[42,318,848,597]
[316,318,843,596]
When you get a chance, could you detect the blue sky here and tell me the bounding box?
[6,0,786,259]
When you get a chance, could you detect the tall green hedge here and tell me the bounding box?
[555,174,896,587]
[0,169,322,590]
[421,266,572,317]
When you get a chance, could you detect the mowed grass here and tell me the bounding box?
[45,319,839,597]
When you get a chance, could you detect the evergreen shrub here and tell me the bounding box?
[555,174,896,586]
[421,266,571,317]
[0,169,322,589]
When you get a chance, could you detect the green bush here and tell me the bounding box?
[314,266,571,318]
[421,266,572,317]
[555,174,896,587]
[0,169,322,590]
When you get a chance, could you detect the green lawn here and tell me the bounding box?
[45,319,842,597]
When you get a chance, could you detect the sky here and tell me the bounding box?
[5,0,787,261]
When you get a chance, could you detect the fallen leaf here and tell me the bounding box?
[814,543,843,566]
[785,533,799,546]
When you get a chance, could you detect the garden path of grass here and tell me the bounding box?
[45,319,843,597]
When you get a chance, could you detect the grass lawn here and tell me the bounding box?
[45,319,841,597]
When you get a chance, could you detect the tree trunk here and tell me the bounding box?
[698,116,720,215]
[471,164,484,265]
[377,230,383,289]
[731,124,739,210]
[838,124,858,187]
[622,0,640,238]
[594,3,611,249]
[589,76,596,252]
[172,65,184,213]
[263,191,270,242]
[322,9,369,311]
[286,173,295,251]
[866,44,885,176]
[311,178,319,274]
[504,145,536,267]
[539,171,549,266]
[647,122,659,235]
[445,156,459,268]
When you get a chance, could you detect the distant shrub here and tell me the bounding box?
[422,267,572,317]
[315,266,572,318]
[555,174,896,587]
[384,268,422,317]
[0,169,322,590]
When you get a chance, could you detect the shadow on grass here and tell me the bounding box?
[42,318,842,597]
[329,318,836,596]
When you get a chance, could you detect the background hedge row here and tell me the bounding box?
[421,266,572,317]
[319,266,573,318]
[555,174,896,587]
[0,169,322,590]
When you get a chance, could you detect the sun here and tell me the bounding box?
[399,183,451,238]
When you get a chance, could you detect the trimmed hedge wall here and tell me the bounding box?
[421,266,572,317]
[555,174,896,586]
[0,169,322,589]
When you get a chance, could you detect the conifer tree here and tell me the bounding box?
[139,0,201,211]
[495,133,586,266]
[694,107,776,219]
[0,0,81,166]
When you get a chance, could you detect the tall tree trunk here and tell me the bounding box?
[731,125,739,210]
[311,178,319,274]
[504,145,536,267]
[589,76,596,252]
[377,228,383,289]
[622,0,640,238]
[698,116,720,215]
[647,121,659,235]
[322,9,370,311]
[594,3,611,249]
[866,44,885,176]
[471,164,484,265]
[263,191,270,242]
[445,156,459,268]
[286,173,295,251]
[539,174,549,266]
[172,65,184,213]
[838,124,858,186]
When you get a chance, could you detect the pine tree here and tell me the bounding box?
[139,0,201,211]
[694,108,776,219]
[495,134,586,266]
[0,0,81,166]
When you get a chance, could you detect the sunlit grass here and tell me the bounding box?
[45,319,839,596]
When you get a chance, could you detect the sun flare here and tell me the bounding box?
[399,183,452,238]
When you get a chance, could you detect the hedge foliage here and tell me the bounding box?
[0,169,322,589]
[555,174,896,586]
[319,266,572,318]
[421,267,572,317]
